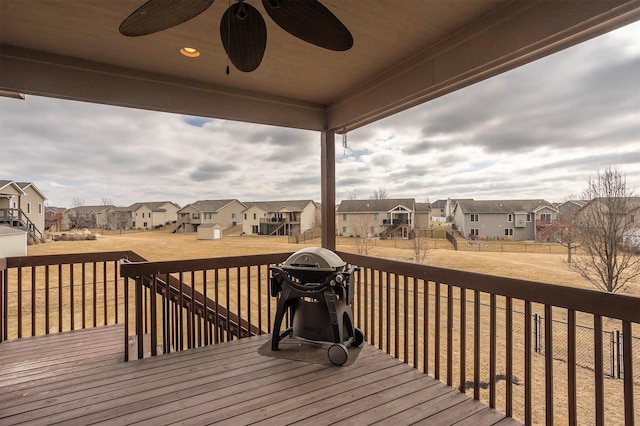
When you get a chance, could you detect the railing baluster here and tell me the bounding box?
[394,273,399,358]
[563,308,575,425]
[124,276,129,361]
[150,275,157,356]
[58,265,63,332]
[490,293,496,408]
[103,261,108,326]
[378,270,383,350]
[459,287,466,393]
[69,263,74,331]
[506,296,513,417]
[594,314,604,426]
[178,271,184,351]
[31,266,36,336]
[413,277,418,369]
[236,267,241,339]
[92,262,97,328]
[424,280,429,375]
[247,266,251,337]
[225,268,230,341]
[447,284,453,387]
[385,271,391,354]
[45,265,50,334]
[81,263,86,329]
[473,289,480,400]
[17,267,22,338]
[434,282,441,380]
[368,268,373,347]
[622,320,634,425]
[545,304,554,425]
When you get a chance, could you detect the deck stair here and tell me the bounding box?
[0,208,42,243]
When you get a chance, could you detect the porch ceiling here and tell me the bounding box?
[1,1,639,133]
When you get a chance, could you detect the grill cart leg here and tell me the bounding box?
[271,287,294,351]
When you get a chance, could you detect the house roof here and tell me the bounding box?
[1,2,637,133]
[431,200,447,209]
[456,199,555,214]
[16,181,47,200]
[243,200,316,213]
[181,199,244,213]
[337,199,417,213]
[0,180,26,196]
[128,201,180,212]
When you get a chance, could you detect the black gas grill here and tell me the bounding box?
[269,247,364,365]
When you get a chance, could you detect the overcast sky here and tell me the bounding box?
[1,21,639,209]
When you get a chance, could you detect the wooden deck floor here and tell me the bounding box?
[0,326,521,425]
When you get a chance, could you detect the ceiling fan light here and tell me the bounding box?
[180,47,200,58]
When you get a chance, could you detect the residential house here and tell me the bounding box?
[45,207,66,232]
[241,200,320,236]
[453,199,557,241]
[128,201,181,230]
[0,180,47,241]
[60,205,132,231]
[176,199,246,233]
[430,200,447,222]
[336,198,431,239]
[574,197,640,247]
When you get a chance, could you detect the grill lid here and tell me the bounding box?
[281,247,346,271]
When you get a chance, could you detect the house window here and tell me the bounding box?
[232,213,236,219]
[540,213,551,221]
[205,213,212,219]
[342,226,349,234]
[470,214,479,222]
[38,203,42,214]
[527,213,532,222]
[343,214,349,221]
[504,228,513,236]
[254,213,257,220]
[252,225,259,233]
[192,213,200,219]
[244,213,247,220]
[143,222,148,228]
[470,228,479,236]
[373,213,379,220]
[507,214,513,222]
[27,202,31,214]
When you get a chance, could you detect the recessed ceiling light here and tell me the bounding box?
[180,47,200,58]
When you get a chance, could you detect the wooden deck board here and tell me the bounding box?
[0,326,521,425]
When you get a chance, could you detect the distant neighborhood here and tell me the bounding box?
[2,179,639,252]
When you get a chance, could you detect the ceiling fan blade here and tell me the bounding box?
[220,2,267,72]
[262,0,352,51]
[120,0,215,36]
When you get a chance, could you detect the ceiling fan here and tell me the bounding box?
[119,0,353,73]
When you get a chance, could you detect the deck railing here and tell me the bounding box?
[0,251,144,341]
[118,252,291,361]
[2,250,639,424]
[337,251,639,426]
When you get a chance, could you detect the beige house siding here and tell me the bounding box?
[0,181,47,238]
[241,200,319,236]
[337,199,427,239]
[177,199,245,233]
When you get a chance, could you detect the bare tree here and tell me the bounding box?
[370,187,389,200]
[571,167,640,293]
[68,197,85,229]
[351,215,375,255]
[102,197,115,231]
[347,192,358,200]
[409,230,429,263]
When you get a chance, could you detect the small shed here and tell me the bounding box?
[197,223,223,240]
[0,225,27,257]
